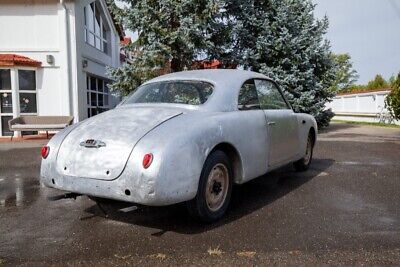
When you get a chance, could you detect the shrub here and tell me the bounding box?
[385,73,400,120]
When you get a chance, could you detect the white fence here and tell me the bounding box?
[326,90,399,125]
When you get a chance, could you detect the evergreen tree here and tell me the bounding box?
[109,0,339,127]
[107,0,220,95]
[366,74,389,90]
[215,0,338,127]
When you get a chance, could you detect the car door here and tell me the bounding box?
[254,79,299,167]
[237,79,270,180]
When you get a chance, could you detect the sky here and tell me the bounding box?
[117,0,400,84]
[313,0,400,83]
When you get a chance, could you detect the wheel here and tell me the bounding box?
[187,150,233,223]
[294,132,314,172]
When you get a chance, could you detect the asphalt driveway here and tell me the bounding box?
[0,123,399,266]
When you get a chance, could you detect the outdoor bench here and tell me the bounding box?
[8,116,74,140]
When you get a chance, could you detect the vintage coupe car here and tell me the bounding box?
[40,69,317,222]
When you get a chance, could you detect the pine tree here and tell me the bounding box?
[107,0,220,95]
[215,0,338,127]
[367,74,389,90]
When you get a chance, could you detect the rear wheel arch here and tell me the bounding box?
[309,127,316,146]
[187,149,233,222]
[209,142,243,184]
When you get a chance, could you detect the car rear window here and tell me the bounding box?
[123,80,214,105]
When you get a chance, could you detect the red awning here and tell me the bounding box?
[0,54,42,67]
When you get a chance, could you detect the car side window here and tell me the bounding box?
[254,79,289,110]
[238,79,261,110]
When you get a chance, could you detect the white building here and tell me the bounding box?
[0,0,124,137]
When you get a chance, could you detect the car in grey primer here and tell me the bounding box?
[40,69,317,222]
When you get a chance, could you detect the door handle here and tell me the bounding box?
[268,122,276,126]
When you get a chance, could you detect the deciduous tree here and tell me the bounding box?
[330,53,358,92]
[385,73,400,120]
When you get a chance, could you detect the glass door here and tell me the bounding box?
[0,69,13,136]
[18,69,38,135]
[18,70,37,114]
[0,68,38,137]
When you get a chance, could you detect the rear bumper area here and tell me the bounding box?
[40,173,160,206]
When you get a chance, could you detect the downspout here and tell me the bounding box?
[60,0,74,120]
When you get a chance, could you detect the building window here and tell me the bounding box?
[18,70,37,114]
[86,74,110,117]
[84,1,108,53]
[19,93,37,113]
[18,70,36,91]
[1,92,13,113]
[0,69,11,90]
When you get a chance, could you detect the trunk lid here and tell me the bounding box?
[56,106,182,180]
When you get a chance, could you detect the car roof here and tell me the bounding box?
[145,69,268,85]
[143,69,272,112]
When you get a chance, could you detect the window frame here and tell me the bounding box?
[84,1,109,54]
[86,74,110,118]
[122,80,215,106]
[18,68,38,115]
[254,78,293,111]
[237,79,261,111]
[237,78,293,111]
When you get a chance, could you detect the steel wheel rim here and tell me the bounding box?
[205,163,229,212]
[304,136,312,165]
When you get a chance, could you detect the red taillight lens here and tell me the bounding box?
[142,153,153,169]
[41,146,50,159]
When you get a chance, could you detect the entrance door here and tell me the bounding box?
[0,68,38,137]
[0,69,13,136]
[18,69,38,135]
[254,79,299,167]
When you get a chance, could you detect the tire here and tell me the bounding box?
[294,132,314,172]
[187,150,233,223]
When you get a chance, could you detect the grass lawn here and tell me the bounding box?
[332,120,400,128]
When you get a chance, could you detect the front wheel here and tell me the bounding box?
[187,150,233,223]
[294,132,314,172]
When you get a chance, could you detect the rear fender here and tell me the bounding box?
[40,122,82,186]
[129,115,223,204]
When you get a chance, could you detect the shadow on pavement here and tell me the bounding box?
[83,158,335,235]
[319,122,357,133]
